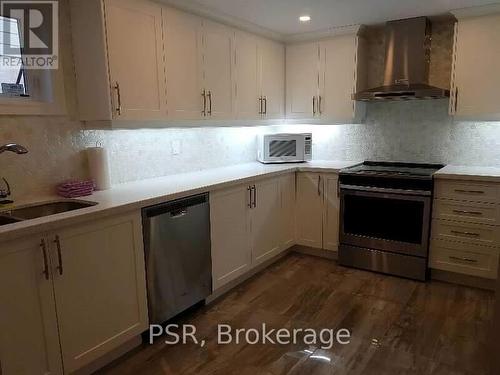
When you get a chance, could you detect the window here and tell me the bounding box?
[0,15,29,97]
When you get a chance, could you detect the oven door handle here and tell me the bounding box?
[339,184,432,197]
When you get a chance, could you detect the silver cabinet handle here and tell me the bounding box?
[114,82,122,115]
[54,235,63,276]
[247,186,252,208]
[318,95,322,115]
[454,87,459,113]
[207,90,212,115]
[263,96,267,115]
[454,189,485,194]
[252,185,257,208]
[40,239,49,280]
[450,230,480,237]
[452,209,483,216]
[258,96,263,115]
[312,96,316,115]
[202,89,207,116]
[317,175,321,196]
[449,256,477,264]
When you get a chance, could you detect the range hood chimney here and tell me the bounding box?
[353,17,450,101]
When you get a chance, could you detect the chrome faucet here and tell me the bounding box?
[1,143,28,204]
[0,143,29,154]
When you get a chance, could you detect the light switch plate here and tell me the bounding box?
[171,140,181,155]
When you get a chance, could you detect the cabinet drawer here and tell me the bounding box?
[431,219,498,247]
[435,180,499,203]
[430,240,499,279]
[433,199,499,225]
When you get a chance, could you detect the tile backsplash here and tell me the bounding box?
[1,99,500,200]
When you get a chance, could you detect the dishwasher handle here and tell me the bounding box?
[170,209,188,218]
[143,193,208,219]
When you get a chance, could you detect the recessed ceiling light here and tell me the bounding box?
[299,15,311,22]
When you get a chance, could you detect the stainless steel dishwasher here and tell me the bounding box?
[142,193,212,324]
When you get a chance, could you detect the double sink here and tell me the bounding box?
[0,200,98,226]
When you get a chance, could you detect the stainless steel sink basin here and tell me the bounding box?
[0,200,98,221]
[0,215,22,226]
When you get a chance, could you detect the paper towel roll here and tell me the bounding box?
[87,147,111,190]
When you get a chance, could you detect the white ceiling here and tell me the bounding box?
[189,0,498,35]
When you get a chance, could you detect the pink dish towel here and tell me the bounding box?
[57,180,95,198]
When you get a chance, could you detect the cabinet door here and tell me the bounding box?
[203,20,235,119]
[235,31,260,119]
[286,42,319,119]
[105,0,167,120]
[259,38,285,119]
[0,238,63,375]
[280,173,296,250]
[251,177,282,266]
[296,173,323,248]
[453,15,500,119]
[51,213,148,373]
[210,185,252,291]
[320,35,358,122]
[322,174,340,251]
[164,7,204,120]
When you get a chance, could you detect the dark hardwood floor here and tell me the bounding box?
[98,253,494,375]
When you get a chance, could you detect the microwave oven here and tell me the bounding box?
[257,133,312,163]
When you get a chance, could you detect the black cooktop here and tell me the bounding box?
[340,161,446,191]
[341,161,445,179]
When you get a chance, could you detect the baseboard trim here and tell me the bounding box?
[431,269,496,291]
[292,244,338,260]
[72,336,142,375]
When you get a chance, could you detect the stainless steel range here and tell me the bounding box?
[338,161,445,281]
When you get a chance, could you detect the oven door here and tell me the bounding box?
[340,186,432,257]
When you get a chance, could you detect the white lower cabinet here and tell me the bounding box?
[210,184,252,291]
[280,173,296,250]
[322,174,340,251]
[0,212,148,374]
[296,172,323,248]
[251,177,282,266]
[296,172,340,251]
[0,238,63,375]
[52,213,149,372]
[210,174,295,291]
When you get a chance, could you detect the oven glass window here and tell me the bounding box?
[343,195,424,244]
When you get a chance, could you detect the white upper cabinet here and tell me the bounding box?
[286,42,320,119]
[450,12,500,120]
[202,20,236,119]
[163,7,204,120]
[320,34,365,122]
[71,0,167,121]
[286,30,366,123]
[235,33,285,120]
[259,38,285,119]
[234,31,260,119]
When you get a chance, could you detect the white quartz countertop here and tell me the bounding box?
[434,165,500,182]
[0,160,359,242]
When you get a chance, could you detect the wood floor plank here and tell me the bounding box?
[97,253,494,375]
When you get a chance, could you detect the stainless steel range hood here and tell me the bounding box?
[353,17,450,101]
